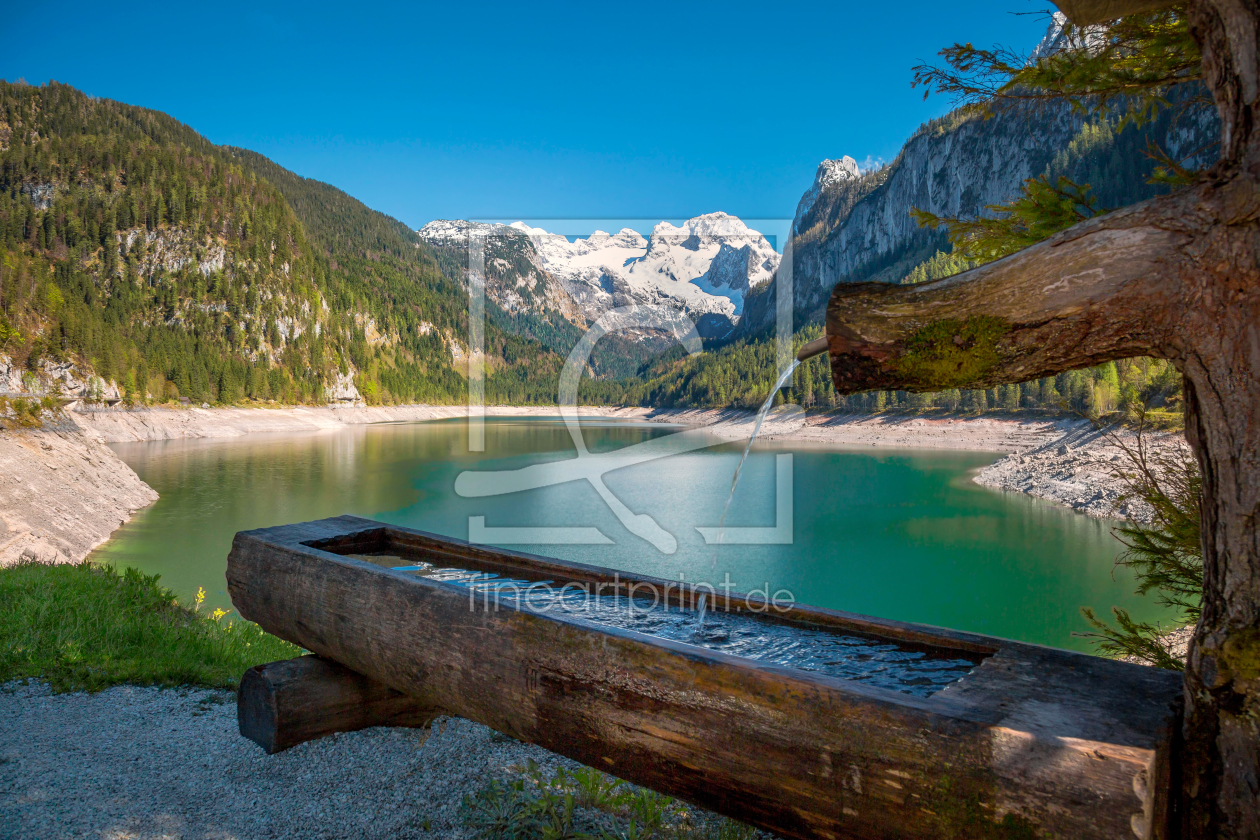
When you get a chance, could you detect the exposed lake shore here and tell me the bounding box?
[0,414,157,567]
[66,402,1074,450]
[0,403,1189,567]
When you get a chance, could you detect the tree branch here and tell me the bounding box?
[825,195,1193,395]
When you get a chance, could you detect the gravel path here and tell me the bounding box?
[0,682,572,840]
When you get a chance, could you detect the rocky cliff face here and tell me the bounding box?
[793,156,861,228]
[1,355,122,404]
[742,87,1220,335]
[799,104,1085,308]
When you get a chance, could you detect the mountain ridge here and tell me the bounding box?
[738,84,1220,337]
[0,67,1221,419]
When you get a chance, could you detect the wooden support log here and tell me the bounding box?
[238,654,441,754]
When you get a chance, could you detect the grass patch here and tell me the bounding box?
[0,560,301,692]
[462,759,766,840]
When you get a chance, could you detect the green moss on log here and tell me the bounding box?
[929,774,1040,840]
[1221,627,1260,683]
[894,316,1011,388]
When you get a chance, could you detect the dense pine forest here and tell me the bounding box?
[0,80,587,406]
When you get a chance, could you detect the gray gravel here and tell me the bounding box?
[973,424,1191,523]
[0,682,574,840]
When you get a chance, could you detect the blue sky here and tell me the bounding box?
[2,1,1050,239]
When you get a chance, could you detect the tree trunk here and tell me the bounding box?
[1166,4,1260,837]
[818,2,1260,835]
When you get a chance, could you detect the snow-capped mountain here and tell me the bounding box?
[419,212,779,337]
[418,218,585,326]
[513,212,777,320]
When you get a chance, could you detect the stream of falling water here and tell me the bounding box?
[711,360,802,564]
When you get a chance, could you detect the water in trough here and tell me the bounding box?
[358,554,982,697]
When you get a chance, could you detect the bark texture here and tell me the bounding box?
[237,655,440,754]
[822,2,1260,836]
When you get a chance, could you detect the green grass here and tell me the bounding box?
[0,560,301,692]
[461,760,765,840]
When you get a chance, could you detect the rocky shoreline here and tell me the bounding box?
[0,403,1189,567]
[68,403,660,443]
[972,423,1190,524]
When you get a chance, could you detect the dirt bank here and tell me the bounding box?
[71,403,1071,452]
[649,408,1074,452]
[0,415,158,567]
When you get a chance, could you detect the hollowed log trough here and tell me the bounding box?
[228,515,1182,840]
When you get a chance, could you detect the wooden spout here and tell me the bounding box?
[796,336,829,362]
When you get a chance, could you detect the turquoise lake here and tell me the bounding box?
[92,417,1170,652]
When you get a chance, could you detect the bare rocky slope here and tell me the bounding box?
[0,414,156,566]
[70,403,655,442]
[973,423,1191,524]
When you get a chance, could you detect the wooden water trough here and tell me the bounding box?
[228,515,1182,840]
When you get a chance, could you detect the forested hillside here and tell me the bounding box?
[0,81,584,406]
